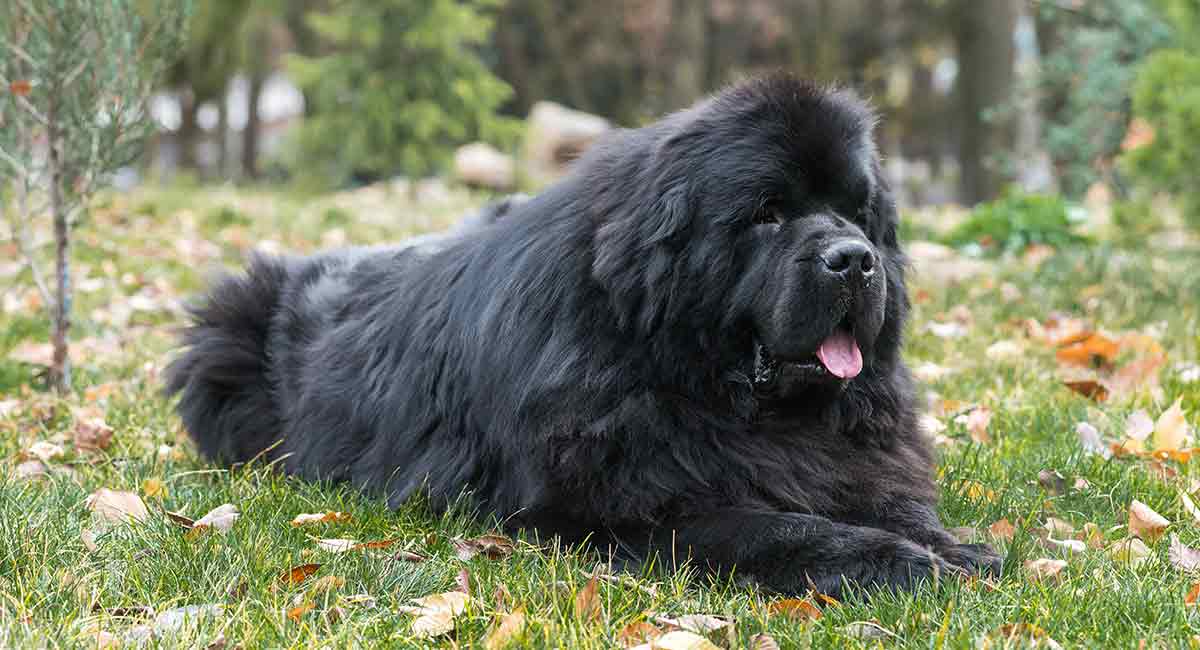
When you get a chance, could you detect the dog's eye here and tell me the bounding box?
[753,205,784,227]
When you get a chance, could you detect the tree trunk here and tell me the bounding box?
[952,0,1019,204]
[47,95,71,393]
[216,83,229,180]
[663,0,707,111]
[178,88,199,171]
[242,72,263,180]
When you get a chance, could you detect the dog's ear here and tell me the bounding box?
[592,130,697,336]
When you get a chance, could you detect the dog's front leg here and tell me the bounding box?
[645,508,961,598]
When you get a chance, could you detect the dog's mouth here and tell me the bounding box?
[754,318,863,390]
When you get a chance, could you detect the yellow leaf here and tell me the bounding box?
[1153,397,1190,452]
[1129,500,1170,542]
[483,608,527,650]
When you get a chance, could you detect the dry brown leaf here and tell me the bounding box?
[651,613,732,634]
[574,576,601,623]
[618,621,663,648]
[279,564,321,587]
[1188,583,1200,607]
[286,601,315,622]
[9,79,32,96]
[767,598,822,621]
[1170,535,1200,573]
[988,518,1016,541]
[456,568,472,596]
[411,610,455,638]
[86,489,149,524]
[309,575,345,594]
[1024,558,1068,583]
[394,549,429,563]
[164,509,195,529]
[191,504,239,533]
[1063,379,1108,402]
[1129,500,1169,542]
[988,623,1064,650]
[1109,537,1152,567]
[1153,397,1191,452]
[453,534,516,561]
[967,407,993,444]
[353,538,400,550]
[73,415,114,452]
[26,441,64,463]
[16,460,48,481]
[290,511,352,527]
[1038,469,1067,496]
[1044,517,1075,539]
[483,608,527,650]
[1080,523,1105,549]
[314,538,357,553]
[81,529,99,553]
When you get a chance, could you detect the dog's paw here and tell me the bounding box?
[938,542,1003,578]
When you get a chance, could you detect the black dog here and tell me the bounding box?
[167,74,1001,598]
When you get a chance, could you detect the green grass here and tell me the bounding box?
[1,185,1199,648]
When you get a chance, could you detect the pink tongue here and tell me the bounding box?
[816,331,863,379]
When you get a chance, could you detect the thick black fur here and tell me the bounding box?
[166,75,1000,598]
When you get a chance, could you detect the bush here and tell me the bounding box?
[285,0,521,189]
[1122,1,1200,229]
[944,190,1088,255]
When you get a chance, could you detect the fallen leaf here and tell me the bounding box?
[291,511,352,527]
[618,621,663,648]
[164,509,195,529]
[141,478,167,500]
[1056,333,1120,367]
[26,441,64,463]
[959,480,996,503]
[354,538,400,550]
[1170,535,1200,572]
[483,608,527,650]
[411,609,454,638]
[651,613,732,634]
[456,568,471,596]
[842,621,896,640]
[81,529,99,552]
[967,407,993,444]
[1076,422,1111,458]
[1153,397,1190,452]
[453,534,516,561]
[126,604,224,642]
[1129,500,1169,542]
[574,576,601,623]
[1107,355,1165,400]
[1038,469,1067,496]
[401,591,470,639]
[1024,558,1068,583]
[1043,537,1086,554]
[1080,523,1105,549]
[16,459,48,481]
[73,415,114,452]
[988,518,1016,541]
[988,623,1064,650]
[309,575,345,594]
[286,601,315,622]
[1064,380,1108,402]
[279,564,321,587]
[9,80,31,96]
[1121,117,1155,151]
[1189,583,1200,607]
[1044,517,1075,538]
[986,340,1024,361]
[314,538,358,553]
[631,631,721,650]
[188,504,239,536]
[342,593,377,608]
[86,489,149,524]
[394,549,429,563]
[767,598,822,621]
[1109,537,1151,567]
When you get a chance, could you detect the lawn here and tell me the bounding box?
[1,184,1199,648]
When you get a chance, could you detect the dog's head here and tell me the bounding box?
[589,74,907,406]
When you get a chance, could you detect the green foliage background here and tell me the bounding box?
[284,0,521,188]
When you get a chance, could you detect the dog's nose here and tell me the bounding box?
[820,240,875,279]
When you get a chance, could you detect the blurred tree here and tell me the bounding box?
[952,0,1019,204]
[0,0,188,391]
[1033,0,1169,197]
[286,0,520,188]
[1123,0,1200,228]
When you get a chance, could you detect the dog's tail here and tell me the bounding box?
[165,254,289,465]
